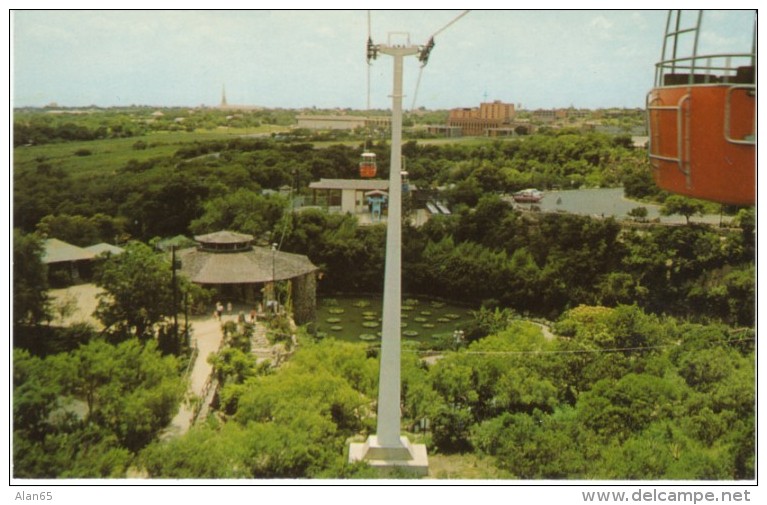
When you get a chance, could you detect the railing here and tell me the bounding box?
[654,53,754,87]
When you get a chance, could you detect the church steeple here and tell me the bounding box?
[220,85,228,108]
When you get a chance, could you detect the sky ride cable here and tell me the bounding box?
[430,10,470,39]
[410,10,469,112]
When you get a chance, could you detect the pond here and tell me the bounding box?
[314,295,475,347]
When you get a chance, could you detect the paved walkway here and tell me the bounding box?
[162,315,227,438]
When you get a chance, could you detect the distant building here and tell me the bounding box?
[296,115,367,130]
[307,178,428,226]
[531,109,557,123]
[308,178,390,214]
[426,125,462,137]
[295,115,391,131]
[447,100,516,136]
[217,85,263,111]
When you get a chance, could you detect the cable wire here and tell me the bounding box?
[409,10,470,111]
[431,10,470,38]
[410,66,425,112]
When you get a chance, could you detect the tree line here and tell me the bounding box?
[15,129,652,238]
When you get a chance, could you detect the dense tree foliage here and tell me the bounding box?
[431,306,754,479]
[93,241,208,342]
[13,230,51,326]
[16,120,744,324]
[140,336,379,478]
[136,305,753,480]
[13,339,184,477]
[13,112,144,146]
[35,213,128,247]
[13,125,648,239]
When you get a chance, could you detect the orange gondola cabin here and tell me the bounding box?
[359,151,377,178]
[647,11,755,206]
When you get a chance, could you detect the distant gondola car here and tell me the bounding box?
[647,10,755,206]
[359,152,377,178]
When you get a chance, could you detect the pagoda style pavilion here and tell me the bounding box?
[176,231,318,324]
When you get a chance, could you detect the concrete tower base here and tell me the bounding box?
[348,436,429,476]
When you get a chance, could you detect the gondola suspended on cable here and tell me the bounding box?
[359,151,377,178]
[646,10,755,206]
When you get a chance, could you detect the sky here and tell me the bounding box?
[11,9,756,110]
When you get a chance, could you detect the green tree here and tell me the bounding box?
[471,408,591,478]
[93,241,200,341]
[189,188,285,238]
[661,195,707,224]
[54,339,184,451]
[35,213,126,247]
[13,229,51,326]
[576,372,687,442]
[627,206,648,222]
[140,421,251,478]
[13,339,182,477]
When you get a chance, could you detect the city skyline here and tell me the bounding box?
[12,10,755,110]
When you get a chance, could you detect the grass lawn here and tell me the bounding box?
[12,128,283,179]
[427,452,512,479]
[13,127,512,181]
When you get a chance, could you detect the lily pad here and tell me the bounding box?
[420,310,432,316]
[436,317,451,323]
[362,321,379,328]
[414,317,428,323]
[353,300,371,308]
[359,333,378,341]
[445,313,461,320]
[328,308,345,315]
[325,317,342,324]
[403,330,419,337]
[422,323,435,329]
[330,325,343,331]
[430,301,446,308]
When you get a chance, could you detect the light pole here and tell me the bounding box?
[271,242,277,312]
[171,245,178,340]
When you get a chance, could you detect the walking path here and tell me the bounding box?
[163,310,286,438]
[162,315,227,438]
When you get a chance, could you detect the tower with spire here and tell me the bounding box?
[220,85,228,108]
